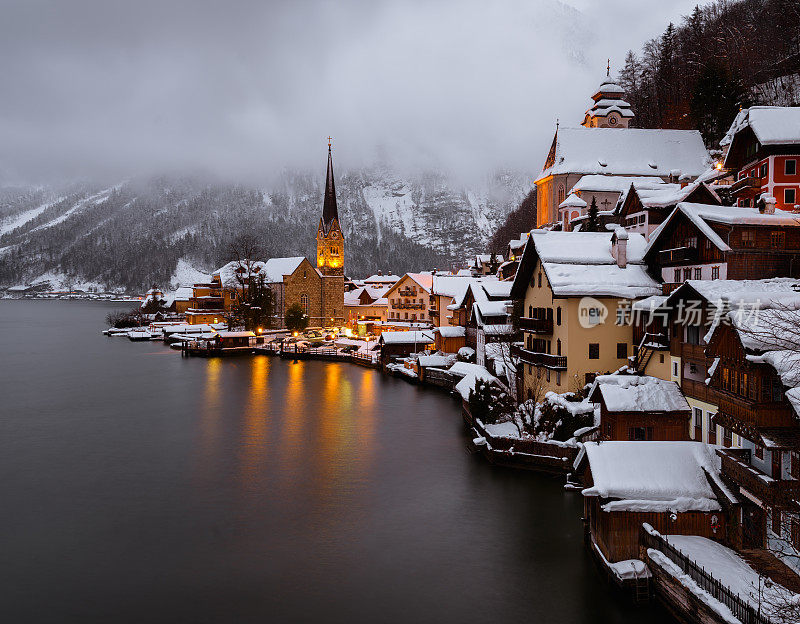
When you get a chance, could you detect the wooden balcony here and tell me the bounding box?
[716,391,796,430]
[659,246,698,264]
[681,342,707,362]
[511,345,567,370]
[518,316,553,334]
[398,288,416,297]
[730,176,762,195]
[718,448,800,507]
[681,378,717,404]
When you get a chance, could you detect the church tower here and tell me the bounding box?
[316,139,344,276]
[582,61,634,129]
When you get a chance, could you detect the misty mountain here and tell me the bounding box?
[0,167,530,292]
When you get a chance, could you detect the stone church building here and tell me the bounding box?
[283,142,346,327]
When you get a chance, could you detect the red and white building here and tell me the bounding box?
[722,106,800,211]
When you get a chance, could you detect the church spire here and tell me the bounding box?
[322,137,338,233]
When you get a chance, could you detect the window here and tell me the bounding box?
[527,388,532,401]
[301,293,309,314]
[528,305,532,317]
[741,230,755,248]
[686,325,700,345]
[759,162,768,178]
[762,376,784,402]
[683,268,692,282]
[546,369,551,382]
[674,268,681,282]
[694,268,702,280]
[538,273,542,288]
[659,354,664,363]
[693,407,702,429]
[556,307,562,326]
[785,188,796,205]
[673,361,679,377]
[707,413,716,444]
[755,444,764,460]
[772,231,786,249]
[556,339,561,356]
[556,371,561,386]
[588,343,599,359]
[786,160,797,176]
[711,266,720,280]
[630,427,648,441]
[723,428,732,447]
[557,185,565,205]
[526,334,532,349]
[617,343,627,359]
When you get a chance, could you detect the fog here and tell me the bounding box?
[0,0,701,183]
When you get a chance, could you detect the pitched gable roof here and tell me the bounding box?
[536,127,709,182]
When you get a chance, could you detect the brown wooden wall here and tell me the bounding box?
[602,407,690,442]
[587,497,727,562]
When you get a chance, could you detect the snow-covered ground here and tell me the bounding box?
[0,197,65,236]
[169,258,210,290]
[664,535,798,609]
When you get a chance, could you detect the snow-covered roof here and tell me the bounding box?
[480,281,513,298]
[214,257,305,285]
[417,354,453,368]
[431,275,472,299]
[679,278,800,308]
[538,127,709,181]
[525,230,659,298]
[473,300,509,318]
[364,273,400,284]
[646,203,800,256]
[531,230,648,265]
[482,324,515,336]
[216,330,256,338]
[632,180,719,210]
[582,441,731,512]
[450,363,500,401]
[560,193,587,209]
[589,375,690,413]
[379,330,435,345]
[570,175,665,195]
[437,325,466,338]
[722,106,800,148]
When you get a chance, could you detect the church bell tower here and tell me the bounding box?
[316,138,344,276]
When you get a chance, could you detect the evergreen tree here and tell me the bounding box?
[285,303,309,332]
[584,198,600,232]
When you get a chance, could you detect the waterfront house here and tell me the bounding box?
[510,229,660,397]
[578,441,736,563]
[587,375,690,442]
[722,106,800,211]
[434,325,466,353]
[344,284,389,330]
[378,330,435,367]
[385,273,434,325]
[703,296,800,562]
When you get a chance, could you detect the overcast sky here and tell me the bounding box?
[0,0,702,183]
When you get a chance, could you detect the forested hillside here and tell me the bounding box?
[619,0,800,145]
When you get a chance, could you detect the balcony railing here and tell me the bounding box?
[680,378,717,404]
[658,246,698,264]
[392,302,425,310]
[511,344,567,369]
[718,448,800,507]
[398,288,416,297]
[730,176,762,195]
[518,316,553,334]
[716,392,795,430]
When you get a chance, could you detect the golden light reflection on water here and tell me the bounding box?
[240,356,270,488]
[198,357,222,457]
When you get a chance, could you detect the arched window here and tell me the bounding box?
[557,185,565,205]
[301,293,309,315]
[556,306,562,326]
[528,305,532,318]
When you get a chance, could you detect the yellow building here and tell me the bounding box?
[510,229,661,397]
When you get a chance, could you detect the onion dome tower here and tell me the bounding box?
[582,61,634,128]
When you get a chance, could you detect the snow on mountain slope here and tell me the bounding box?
[0,197,64,236]
[29,186,118,232]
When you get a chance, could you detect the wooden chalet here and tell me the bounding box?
[705,304,800,553]
[577,441,737,564]
[434,325,466,353]
[643,202,800,295]
[378,330,435,367]
[588,375,690,442]
[617,180,720,240]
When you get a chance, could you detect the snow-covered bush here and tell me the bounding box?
[469,379,515,425]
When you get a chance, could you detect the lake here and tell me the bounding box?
[0,300,674,623]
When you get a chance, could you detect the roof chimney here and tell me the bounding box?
[377,270,383,276]
[758,193,776,215]
[611,227,628,268]
[679,173,691,189]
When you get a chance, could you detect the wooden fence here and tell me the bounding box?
[640,525,773,624]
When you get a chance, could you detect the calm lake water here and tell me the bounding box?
[0,300,674,624]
